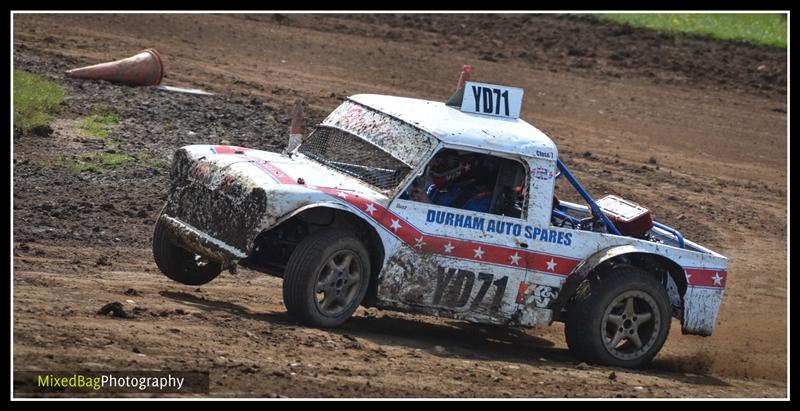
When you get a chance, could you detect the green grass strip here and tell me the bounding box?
[596,13,787,48]
[13,69,66,131]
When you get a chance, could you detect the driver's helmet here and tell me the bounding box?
[428,150,479,187]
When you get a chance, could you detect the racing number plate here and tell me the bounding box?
[461,81,524,119]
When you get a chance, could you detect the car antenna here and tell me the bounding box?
[445,64,471,107]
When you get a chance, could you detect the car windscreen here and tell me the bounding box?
[298,125,412,192]
[319,100,435,168]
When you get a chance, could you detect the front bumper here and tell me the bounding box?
[159,214,248,264]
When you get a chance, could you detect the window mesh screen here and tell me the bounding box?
[299,126,411,192]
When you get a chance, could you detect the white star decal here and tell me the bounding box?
[473,246,485,259]
[711,272,723,286]
[337,191,348,199]
[365,202,377,215]
[443,242,455,254]
[546,258,557,271]
[389,219,402,232]
[509,252,521,265]
[686,273,692,282]
[463,163,471,173]
[415,236,426,249]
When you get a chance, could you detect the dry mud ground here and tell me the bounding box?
[12,14,787,398]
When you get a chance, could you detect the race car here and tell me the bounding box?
[153,72,728,368]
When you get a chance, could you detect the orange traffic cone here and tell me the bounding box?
[65,49,164,86]
[445,64,472,107]
[284,99,304,153]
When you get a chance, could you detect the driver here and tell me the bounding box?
[411,150,494,213]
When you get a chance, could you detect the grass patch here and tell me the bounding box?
[80,104,120,139]
[13,69,66,131]
[99,153,135,166]
[66,150,161,174]
[595,13,787,48]
[70,152,135,173]
[137,151,164,169]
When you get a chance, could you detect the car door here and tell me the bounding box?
[375,148,532,325]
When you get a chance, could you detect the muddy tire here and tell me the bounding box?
[564,265,671,368]
[152,218,222,286]
[283,229,370,328]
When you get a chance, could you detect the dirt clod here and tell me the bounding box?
[97,302,132,319]
[30,125,54,137]
[95,256,112,266]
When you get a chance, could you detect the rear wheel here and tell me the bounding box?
[283,229,370,328]
[564,265,671,368]
[152,217,222,286]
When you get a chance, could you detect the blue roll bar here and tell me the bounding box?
[556,159,622,236]
[653,221,685,249]
[552,208,582,228]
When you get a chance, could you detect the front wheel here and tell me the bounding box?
[152,217,222,286]
[564,265,671,368]
[282,229,370,328]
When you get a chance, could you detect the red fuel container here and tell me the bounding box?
[595,195,653,238]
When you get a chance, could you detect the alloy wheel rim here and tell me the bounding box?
[601,290,661,361]
[314,250,363,317]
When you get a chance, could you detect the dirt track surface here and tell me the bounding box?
[13,14,787,398]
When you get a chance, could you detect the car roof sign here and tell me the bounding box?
[460,81,524,119]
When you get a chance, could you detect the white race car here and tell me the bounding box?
[154,78,728,368]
